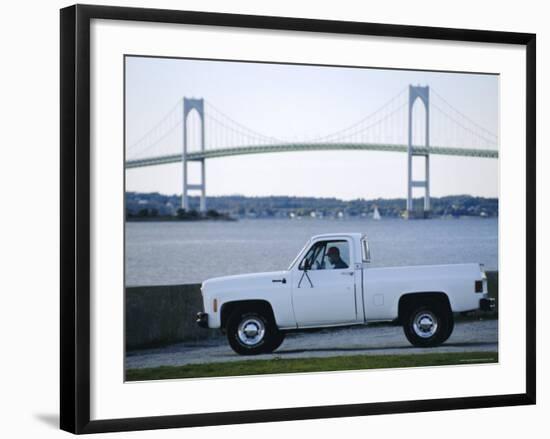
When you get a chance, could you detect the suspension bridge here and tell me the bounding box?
[125,85,498,218]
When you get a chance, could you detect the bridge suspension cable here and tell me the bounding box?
[306,87,408,143]
[430,88,498,151]
[202,101,284,152]
[431,88,498,138]
[126,99,183,160]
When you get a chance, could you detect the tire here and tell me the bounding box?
[267,331,286,352]
[226,307,281,355]
[403,303,453,347]
[440,312,455,344]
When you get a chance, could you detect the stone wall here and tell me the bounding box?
[125,283,218,350]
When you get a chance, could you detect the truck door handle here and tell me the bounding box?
[272,278,286,284]
[340,271,354,276]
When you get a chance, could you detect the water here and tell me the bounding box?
[125,217,498,286]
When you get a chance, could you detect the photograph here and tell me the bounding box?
[123,56,499,381]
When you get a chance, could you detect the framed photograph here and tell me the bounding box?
[60,4,536,434]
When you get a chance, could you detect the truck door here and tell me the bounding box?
[291,239,358,326]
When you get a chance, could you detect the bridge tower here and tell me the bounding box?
[182,98,206,212]
[406,85,430,219]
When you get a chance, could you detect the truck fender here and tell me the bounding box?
[220,299,276,330]
[397,292,452,323]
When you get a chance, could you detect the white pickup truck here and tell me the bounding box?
[197,233,494,355]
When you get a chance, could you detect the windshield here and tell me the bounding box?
[288,239,311,270]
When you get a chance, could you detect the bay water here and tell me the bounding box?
[125,217,498,287]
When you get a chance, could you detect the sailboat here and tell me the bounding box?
[372,206,382,221]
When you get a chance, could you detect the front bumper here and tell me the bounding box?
[480,297,496,312]
[196,312,209,328]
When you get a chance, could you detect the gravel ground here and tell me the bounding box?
[126,319,498,370]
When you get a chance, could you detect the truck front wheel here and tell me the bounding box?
[403,304,453,347]
[226,307,284,355]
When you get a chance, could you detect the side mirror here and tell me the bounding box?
[362,240,371,263]
[303,260,312,271]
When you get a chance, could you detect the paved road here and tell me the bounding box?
[126,319,498,370]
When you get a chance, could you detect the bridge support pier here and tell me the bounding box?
[406,85,431,219]
[182,98,206,213]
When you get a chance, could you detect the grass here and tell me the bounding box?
[126,351,498,381]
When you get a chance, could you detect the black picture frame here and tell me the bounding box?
[60,4,536,434]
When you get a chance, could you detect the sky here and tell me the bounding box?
[125,56,499,200]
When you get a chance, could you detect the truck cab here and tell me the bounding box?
[287,233,365,327]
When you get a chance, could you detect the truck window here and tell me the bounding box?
[299,240,350,270]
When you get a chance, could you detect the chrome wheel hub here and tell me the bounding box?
[413,311,438,338]
[237,317,266,346]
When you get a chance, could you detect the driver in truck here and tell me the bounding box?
[326,246,348,269]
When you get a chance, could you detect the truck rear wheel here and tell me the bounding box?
[403,303,453,347]
[226,307,283,355]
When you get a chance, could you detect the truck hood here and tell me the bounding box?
[202,270,287,295]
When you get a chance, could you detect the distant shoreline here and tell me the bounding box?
[126,192,499,220]
[126,215,236,223]
[125,215,497,223]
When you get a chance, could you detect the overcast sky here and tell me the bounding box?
[125,56,499,200]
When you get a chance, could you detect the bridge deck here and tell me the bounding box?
[125,143,498,169]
